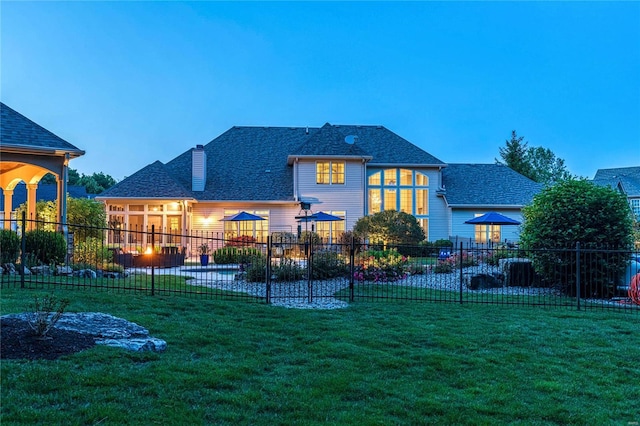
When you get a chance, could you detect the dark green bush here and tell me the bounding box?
[0,229,20,264]
[245,257,267,282]
[312,251,348,279]
[25,230,67,265]
[273,258,304,281]
[213,247,263,264]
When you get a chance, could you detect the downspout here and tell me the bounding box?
[59,153,70,234]
[294,158,299,201]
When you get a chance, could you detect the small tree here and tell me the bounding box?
[353,210,425,246]
[520,179,634,297]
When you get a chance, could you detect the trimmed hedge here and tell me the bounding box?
[0,229,20,264]
[25,230,67,265]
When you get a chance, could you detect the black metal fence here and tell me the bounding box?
[1,217,639,314]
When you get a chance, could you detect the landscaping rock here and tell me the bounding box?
[30,265,52,276]
[56,265,73,276]
[468,273,503,290]
[499,258,538,287]
[2,312,167,353]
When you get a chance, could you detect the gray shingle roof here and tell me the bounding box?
[592,166,640,197]
[442,164,542,207]
[334,125,445,165]
[99,124,445,201]
[100,161,195,199]
[291,123,370,157]
[0,102,84,156]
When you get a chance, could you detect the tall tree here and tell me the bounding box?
[496,130,534,180]
[497,131,573,184]
[38,169,116,194]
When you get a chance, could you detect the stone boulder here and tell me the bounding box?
[499,258,539,287]
[2,312,166,352]
[468,273,503,290]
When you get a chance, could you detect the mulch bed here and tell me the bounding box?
[1,317,96,361]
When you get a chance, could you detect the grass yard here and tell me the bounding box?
[1,286,638,425]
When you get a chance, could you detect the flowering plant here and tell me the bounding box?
[353,248,408,282]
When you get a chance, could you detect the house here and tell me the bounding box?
[97,123,541,251]
[592,166,640,221]
[0,102,85,230]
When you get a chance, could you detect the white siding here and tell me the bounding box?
[296,160,365,231]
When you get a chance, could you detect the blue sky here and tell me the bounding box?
[2,1,639,182]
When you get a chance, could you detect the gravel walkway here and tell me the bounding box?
[184,263,564,310]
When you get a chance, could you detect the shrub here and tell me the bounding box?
[101,262,125,273]
[353,210,425,246]
[486,248,521,266]
[354,248,408,282]
[0,229,20,264]
[338,230,363,254]
[299,231,321,245]
[312,251,348,279]
[434,261,454,274]
[74,237,111,267]
[520,179,634,297]
[273,258,304,281]
[26,294,70,339]
[245,257,267,282]
[213,247,263,264]
[24,230,67,265]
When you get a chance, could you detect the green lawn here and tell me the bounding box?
[1,286,638,425]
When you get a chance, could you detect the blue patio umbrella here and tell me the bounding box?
[296,211,344,223]
[465,211,520,244]
[464,211,521,225]
[224,211,266,222]
[223,211,266,237]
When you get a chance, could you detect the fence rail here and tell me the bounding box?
[1,217,639,314]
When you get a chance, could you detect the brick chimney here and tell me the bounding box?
[192,145,207,191]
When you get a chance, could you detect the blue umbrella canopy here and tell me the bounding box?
[464,211,521,225]
[224,211,266,222]
[296,211,344,222]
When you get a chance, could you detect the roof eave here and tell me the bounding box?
[367,163,447,168]
[287,155,373,165]
[1,144,85,158]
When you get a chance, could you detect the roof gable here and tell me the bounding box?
[290,123,370,158]
[442,163,542,207]
[0,102,84,155]
[593,166,640,197]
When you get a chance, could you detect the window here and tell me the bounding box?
[400,169,412,185]
[631,199,640,220]
[331,162,345,184]
[415,172,429,186]
[384,169,396,185]
[316,161,345,184]
[367,169,430,223]
[316,162,330,184]
[474,214,501,243]
[368,189,381,214]
[384,189,397,211]
[416,189,428,215]
[400,189,412,213]
[128,205,144,211]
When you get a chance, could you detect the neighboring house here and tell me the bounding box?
[592,166,640,221]
[0,102,85,230]
[97,123,540,251]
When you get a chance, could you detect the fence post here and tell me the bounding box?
[459,242,464,304]
[151,225,155,296]
[349,237,355,303]
[20,211,26,288]
[307,235,313,304]
[576,241,580,311]
[266,236,272,304]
